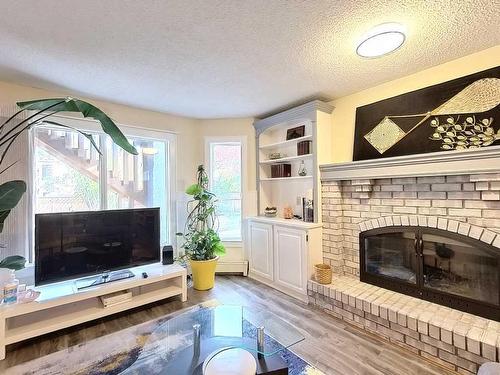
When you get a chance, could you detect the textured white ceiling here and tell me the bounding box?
[0,1,499,118]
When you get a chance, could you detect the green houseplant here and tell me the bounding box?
[0,97,138,270]
[177,165,225,290]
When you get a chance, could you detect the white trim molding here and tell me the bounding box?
[254,100,334,135]
[320,146,500,181]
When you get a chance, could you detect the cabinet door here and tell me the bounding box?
[248,221,274,281]
[273,225,307,294]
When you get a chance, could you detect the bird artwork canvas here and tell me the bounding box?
[353,66,500,161]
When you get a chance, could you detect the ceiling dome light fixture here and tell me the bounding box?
[356,23,406,58]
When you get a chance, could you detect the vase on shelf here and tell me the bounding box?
[298,161,307,176]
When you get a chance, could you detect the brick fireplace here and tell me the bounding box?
[308,148,500,373]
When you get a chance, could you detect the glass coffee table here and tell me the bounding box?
[129,305,304,374]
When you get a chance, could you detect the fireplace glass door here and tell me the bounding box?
[363,231,417,284]
[360,227,500,321]
[422,232,499,305]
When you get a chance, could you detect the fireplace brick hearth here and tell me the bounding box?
[308,277,499,374]
[308,168,500,372]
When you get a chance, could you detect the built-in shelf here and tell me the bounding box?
[260,176,313,181]
[260,154,313,164]
[259,135,312,150]
[254,100,334,224]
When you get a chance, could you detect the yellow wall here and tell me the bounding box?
[0,80,201,190]
[0,79,256,267]
[329,45,500,162]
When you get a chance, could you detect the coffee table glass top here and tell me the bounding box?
[159,305,304,357]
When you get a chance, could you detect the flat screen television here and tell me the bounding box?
[35,208,160,286]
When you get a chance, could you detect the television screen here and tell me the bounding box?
[35,208,160,286]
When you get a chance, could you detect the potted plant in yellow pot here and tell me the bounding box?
[177,165,225,290]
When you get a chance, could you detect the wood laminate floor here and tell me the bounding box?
[1,276,456,375]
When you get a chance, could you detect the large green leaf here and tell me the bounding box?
[43,120,102,155]
[0,180,26,233]
[0,180,26,211]
[0,255,26,270]
[213,241,226,257]
[0,210,11,233]
[17,98,138,155]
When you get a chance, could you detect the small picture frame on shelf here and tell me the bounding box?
[286,125,305,140]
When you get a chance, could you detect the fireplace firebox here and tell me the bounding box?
[360,227,500,321]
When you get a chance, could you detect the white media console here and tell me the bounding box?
[0,263,187,360]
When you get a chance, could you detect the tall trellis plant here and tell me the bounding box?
[177,165,225,261]
[0,97,138,269]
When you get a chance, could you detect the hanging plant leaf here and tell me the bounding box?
[185,184,202,196]
[17,98,138,155]
[0,255,26,270]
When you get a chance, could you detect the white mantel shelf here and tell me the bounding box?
[320,146,500,181]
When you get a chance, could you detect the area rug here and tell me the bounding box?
[6,301,323,375]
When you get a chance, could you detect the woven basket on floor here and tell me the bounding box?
[314,264,332,284]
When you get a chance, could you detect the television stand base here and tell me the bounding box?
[75,269,135,290]
[0,263,187,361]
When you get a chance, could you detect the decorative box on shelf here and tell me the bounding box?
[297,140,312,156]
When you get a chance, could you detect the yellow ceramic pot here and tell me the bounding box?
[190,256,219,290]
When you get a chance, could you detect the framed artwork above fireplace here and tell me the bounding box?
[353,66,500,161]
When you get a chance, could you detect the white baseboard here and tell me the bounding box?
[216,261,248,276]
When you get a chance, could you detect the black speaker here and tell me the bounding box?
[162,245,174,265]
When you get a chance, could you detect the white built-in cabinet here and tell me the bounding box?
[248,221,274,281]
[273,225,307,294]
[246,217,322,302]
[244,100,332,301]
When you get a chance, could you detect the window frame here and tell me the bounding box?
[204,136,246,244]
[28,114,177,263]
